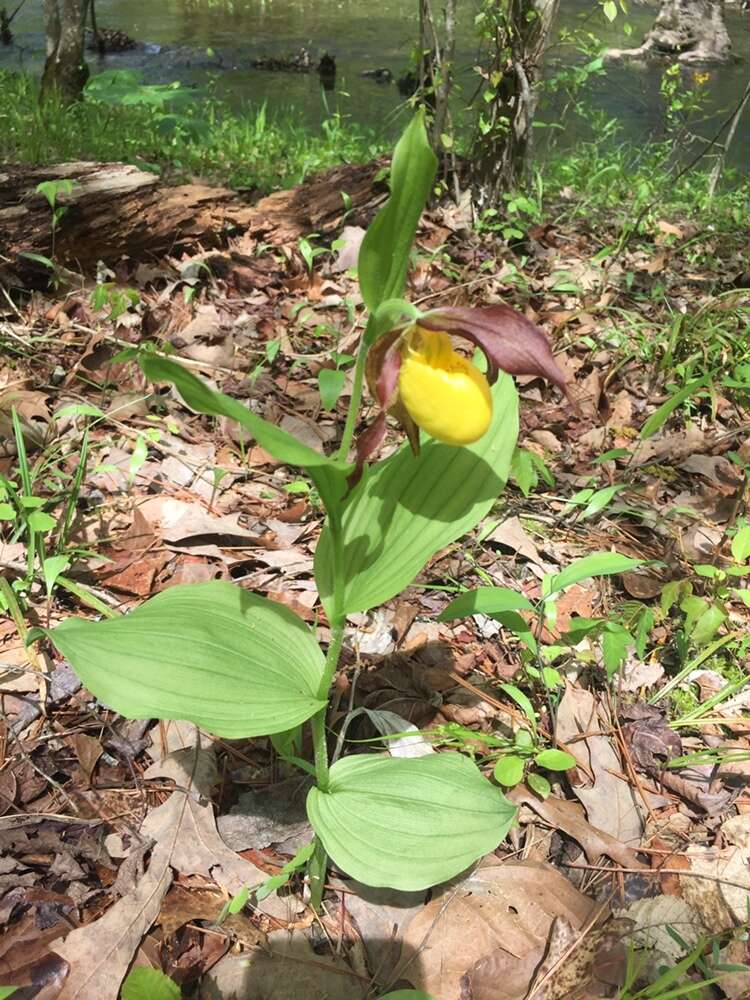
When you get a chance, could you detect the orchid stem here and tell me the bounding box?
[307,503,347,906]
[311,619,345,792]
[335,317,373,463]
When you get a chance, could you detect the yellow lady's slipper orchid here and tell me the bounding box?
[398,327,492,445]
[358,303,569,474]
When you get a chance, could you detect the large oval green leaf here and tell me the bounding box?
[306,753,517,890]
[45,582,326,738]
[316,375,518,616]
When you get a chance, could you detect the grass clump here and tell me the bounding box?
[0,69,386,193]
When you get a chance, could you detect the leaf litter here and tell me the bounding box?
[0,157,749,999]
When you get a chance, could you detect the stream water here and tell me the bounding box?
[2,0,749,166]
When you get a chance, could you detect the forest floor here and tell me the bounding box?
[1,158,750,999]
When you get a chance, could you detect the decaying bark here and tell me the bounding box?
[606,0,732,65]
[470,0,560,205]
[41,0,89,103]
[0,160,385,281]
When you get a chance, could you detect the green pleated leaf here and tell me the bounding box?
[306,753,516,890]
[44,582,326,739]
[439,585,535,621]
[122,968,181,1000]
[358,110,437,312]
[639,375,709,440]
[141,355,348,511]
[544,552,644,596]
[315,375,518,616]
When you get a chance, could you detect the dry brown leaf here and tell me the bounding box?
[343,882,426,984]
[148,719,212,759]
[511,788,645,869]
[657,220,684,238]
[644,252,667,275]
[617,895,702,965]
[678,815,750,932]
[680,453,740,488]
[280,412,335,447]
[0,387,51,448]
[144,744,220,796]
[0,913,70,987]
[681,522,724,562]
[0,952,68,999]
[201,928,367,1000]
[529,429,563,454]
[555,684,643,845]
[544,585,595,638]
[487,516,546,568]
[330,225,366,272]
[658,764,732,815]
[617,655,665,692]
[95,551,171,597]
[526,916,629,999]
[51,835,173,1000]
[717,934,750,999]
[157,883,268,950]
[140,790,291,921]
[143,729,290,921]
[138,496,257,546]
[70,733,103,787]
[621,569,665,600]
[604,389,633,430]
[172,307,235,368]
[636,424,706,465]
[391,862,600,1000]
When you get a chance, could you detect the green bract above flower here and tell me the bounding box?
[359,304,569,465]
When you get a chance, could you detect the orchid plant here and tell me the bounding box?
[37,113,567,902]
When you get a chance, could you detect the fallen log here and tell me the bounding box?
[0,159,385,280]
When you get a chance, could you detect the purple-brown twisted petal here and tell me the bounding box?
[419,304,569,395]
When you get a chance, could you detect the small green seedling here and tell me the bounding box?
[318,351,355,411]
[440,551,646,684]
[90,282,140,323]
[298,232,327,273]
[35,178,74,258]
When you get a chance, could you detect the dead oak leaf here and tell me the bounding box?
[157,883,267,950]
[140,790,291,922]
[395,862,600,1000]
[555,684,643,846]
[511,788,645,870]
[527,916,630,999]
[51,834,173,1000]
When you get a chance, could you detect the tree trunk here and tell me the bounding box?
[470,0,559,208]
[606,0,731,64]
[417,0,459,191]
[41,0,89,104]
[418,0,458,145]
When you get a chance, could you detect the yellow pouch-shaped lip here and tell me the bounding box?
[398,328,493,446]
